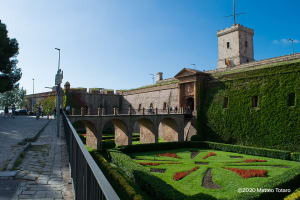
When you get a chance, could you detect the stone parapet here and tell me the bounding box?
[217,24,254,37]
[207,53,300,75]
[121,83,178,96]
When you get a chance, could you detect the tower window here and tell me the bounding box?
[245,41,248,48]
[227,42,230,49]
[288,93,295,106]
[223,97,228,108]
[252,96,258,108]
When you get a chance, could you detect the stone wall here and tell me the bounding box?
[121,83,179,111]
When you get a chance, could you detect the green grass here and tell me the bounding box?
[131,148,300,199]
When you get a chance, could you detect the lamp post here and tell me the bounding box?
[55,48,63,138]
[149,74,154,84]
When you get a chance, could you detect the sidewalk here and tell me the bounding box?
[0,116,49,171]
[0,119,74,200]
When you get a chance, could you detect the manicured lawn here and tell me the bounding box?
[131,148,300,199]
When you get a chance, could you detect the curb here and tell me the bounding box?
[6,120,51,171]
[6,143,31,171]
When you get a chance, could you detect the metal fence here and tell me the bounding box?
[62,112,120,200]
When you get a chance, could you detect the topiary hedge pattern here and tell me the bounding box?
[201,61,300,151]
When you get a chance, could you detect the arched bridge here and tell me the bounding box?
[67,109,190,150]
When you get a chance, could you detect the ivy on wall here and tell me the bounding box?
[201,61,300,151]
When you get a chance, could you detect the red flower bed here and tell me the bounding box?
[138,162,182,166]
[82,134,87,137]
[139,162,161,166]
[203,152,216,159]
[225,167,268,178]
[244,159,267,163]
[174,166,199,181]
[157,153,181,159]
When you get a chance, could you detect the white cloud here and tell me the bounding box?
[273,38,299,45]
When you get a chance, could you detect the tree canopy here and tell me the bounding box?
[0,87,26,108]
[0,20,21,93]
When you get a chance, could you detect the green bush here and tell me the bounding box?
[90,151,144,200]
[190,141,292,160]
[190,134,203,141]
[118,142,189,154]
[102,140,115,150]
[291,152,300,162]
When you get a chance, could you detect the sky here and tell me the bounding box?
[0,0,299,94]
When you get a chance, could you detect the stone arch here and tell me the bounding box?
[72,120,99,149]
[102,118,131,146]
[158,117,179,142]
[136,118,157,144]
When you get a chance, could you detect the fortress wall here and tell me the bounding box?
[121,84,179,110]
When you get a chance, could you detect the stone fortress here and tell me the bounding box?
[27,23,300,150]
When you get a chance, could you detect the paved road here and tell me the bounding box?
[0,119,74,199]
[0,116,48,170]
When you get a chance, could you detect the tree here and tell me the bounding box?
[0,20,21,93]
[0,87,26,108]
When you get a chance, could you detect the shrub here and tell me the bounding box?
[291,152,300,162]
[244,159,267,163]
[192,141,292,160]
[102,140,115,150]
[190,134,203,141]
[90,151,144,200]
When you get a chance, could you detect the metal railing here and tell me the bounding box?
[70,107,193,116]
[62,112,120,200]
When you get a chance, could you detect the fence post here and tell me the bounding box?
[102,108,105,116]
[88,107,91,115]
[128,107,131,115]
[167,107,170,114]
[142,107,145,115]
[72,108,75,115]
[98,108,101,116]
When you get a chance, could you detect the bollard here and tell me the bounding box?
[142,107,145,115]
[97,108,101,116]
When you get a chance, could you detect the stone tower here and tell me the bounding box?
[217,24,254,69]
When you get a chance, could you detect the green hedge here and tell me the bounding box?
[291,152,300,162]
[118,141,299,161]
[202,61,300,151]
[193,141,292,160]
[118,142,189,154]
[90,151,144,200]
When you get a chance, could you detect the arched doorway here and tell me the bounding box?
[185,97,194,113]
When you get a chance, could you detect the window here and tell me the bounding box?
[223,97,228,108]
[288,93,295,106]
[227,42,230,49]
[138,104,142,111]
[252,96,258,108]
[245,41,248,48]
[163,102,167,110]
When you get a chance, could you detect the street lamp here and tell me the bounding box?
[55,48,63,138]
[149,74,154,84]
[288,39,295,55]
